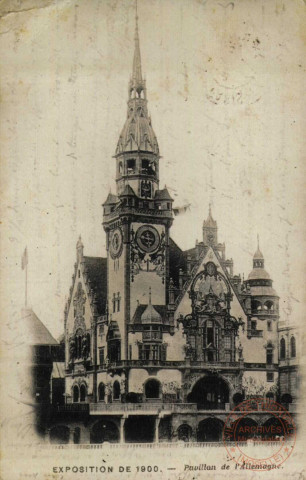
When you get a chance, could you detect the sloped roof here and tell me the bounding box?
[141,303,162,323]
[131,304,166,324]
[103,193,119,205]
[154,188,173,201]
[21,308,58,345]
[248,267,271,281]
[253,248,264,260]
[250,286,278,297]
[203,206,217,228]
[121,184,136,197]
[83,256,107,315]
[116,115,159,155]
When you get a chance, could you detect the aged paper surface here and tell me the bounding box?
[0,0,305,479]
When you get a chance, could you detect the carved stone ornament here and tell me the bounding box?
[189,262,231,316]
[73,282,86,317]
[73,315,86,334]
[130,226,166,283]
[73,282,86,333]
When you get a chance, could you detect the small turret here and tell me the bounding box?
[203,205,218,246]
[247,237,279,317]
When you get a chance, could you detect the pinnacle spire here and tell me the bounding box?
[132,0,143,85]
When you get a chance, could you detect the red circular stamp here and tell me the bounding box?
[223,398,296,471]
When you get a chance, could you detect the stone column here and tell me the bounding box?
[69,427,75,444]
[120,417,126,444]
[154,417,161,443]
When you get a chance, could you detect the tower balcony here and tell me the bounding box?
[103,206,173,222]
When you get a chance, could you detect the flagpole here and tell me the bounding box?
[25,260,28,307]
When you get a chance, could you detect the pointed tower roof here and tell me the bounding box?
[154,186,173,201]
[21,307,58,346]
[116,5,159,156]
[253,235,264,260]
[103,192,119,205]
[248,237,272,282]
[203,205,217,228]
[141,288,162,323]
[121,184,136,197]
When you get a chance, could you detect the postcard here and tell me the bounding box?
[0,0,305,478]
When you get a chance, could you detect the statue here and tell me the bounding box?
[69,337,76,360]
[238,342,244,360]
[81,334,89,359]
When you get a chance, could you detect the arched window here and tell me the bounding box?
[86,333,91,357]
[265,300,274,312]
[80,384,86,402]
[113,381,120,400]
[290,337,296,358]
[145,379,161,399]
[73,427,81,444]
[98,383,105,402]
[266,343,273,365]
[280,338,286,360]
[73,385,79,403]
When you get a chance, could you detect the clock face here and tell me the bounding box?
[109,228,123,258]
[135,225,160,253]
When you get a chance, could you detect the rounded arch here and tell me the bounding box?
[98,382,105,402]
[252,299,262,312]
[113,381,121,400]
[73,385,79,403]
[187,375,229,410]
[177,424,193,442]
[125,416,155,443]
[197,418,224,442]
[281,393,293,404]
[49,425,70,444]
[144,378,161,399]
[264,300,274,311]
[231,417,258,441]
[262,417,283,440]
[233,392,244,406]
[290,336,296,358]
[90,420,119,444]
[73,427,81,444]
[280,338,286,360]
[80,384,86,402]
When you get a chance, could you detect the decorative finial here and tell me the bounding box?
[257,233,260,250]
[209,203,212,216]
[148,286,152,304]
[76,235,84,261]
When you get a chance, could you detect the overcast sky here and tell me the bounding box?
[1,0,305,339]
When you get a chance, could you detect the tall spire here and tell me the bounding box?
[132,0,142,85]
[115,1,159,156]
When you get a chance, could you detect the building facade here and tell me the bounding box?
[48,14,298,444]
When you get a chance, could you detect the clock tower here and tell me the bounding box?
[102,11,173,361]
